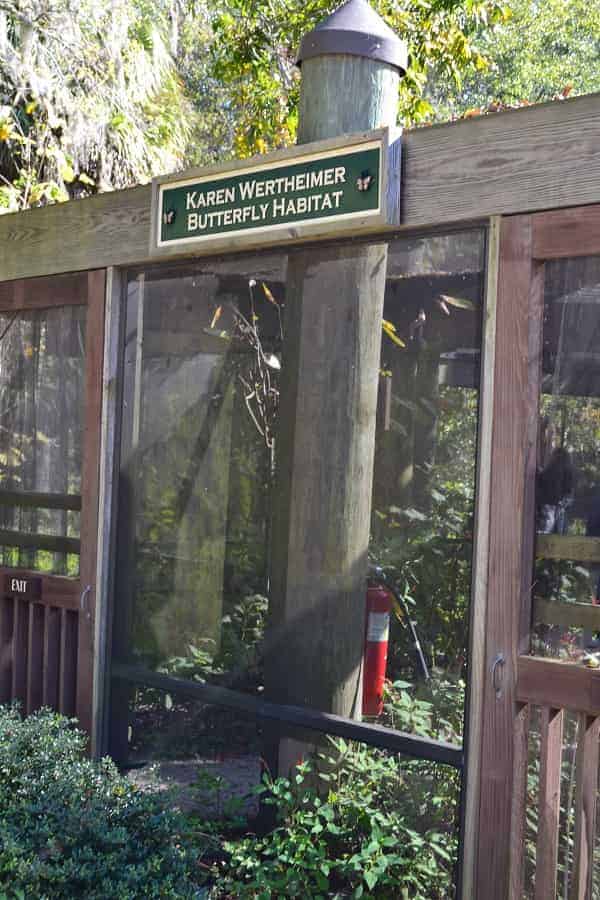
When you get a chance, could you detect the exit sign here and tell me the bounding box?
[150,128,401,257]
[4,574,42,599]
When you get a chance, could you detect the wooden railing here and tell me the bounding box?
[0,575,80,716]
[516,656,600,898]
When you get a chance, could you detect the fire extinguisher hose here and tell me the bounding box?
[390,591,430,682]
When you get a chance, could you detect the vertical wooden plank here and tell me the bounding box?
[570,713,600,900]
[509,703,531,899]
[461,216,500,900]
[535,707,564,900]
[77,269,105,736]
[26,602,44,714]
[476,215,535,900]
[59,609,78,717]
[0,595,13,702]
[42,606,61,709]
[12,598,28,705]
[91,267,125,758]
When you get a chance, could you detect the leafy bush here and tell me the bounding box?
[212,742,457,899]
[0,706,203,899]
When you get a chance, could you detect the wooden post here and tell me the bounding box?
[265,0,406,773]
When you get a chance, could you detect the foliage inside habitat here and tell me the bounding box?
[211,745,458,899]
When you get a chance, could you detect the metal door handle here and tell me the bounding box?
[492,653,505,697]
[80,584,92,619]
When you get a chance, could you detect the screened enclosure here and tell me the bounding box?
[103,229,485,893]
[3,88,600,900]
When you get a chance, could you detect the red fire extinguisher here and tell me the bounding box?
[362,582,392,717]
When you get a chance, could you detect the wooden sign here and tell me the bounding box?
[150,128,401,257]
[4,574,42,600]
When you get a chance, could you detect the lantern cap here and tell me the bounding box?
[297,0,407,73]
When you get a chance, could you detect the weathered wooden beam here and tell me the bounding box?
[402,93,600,227]
[476,215,536,900]
[461,216,500,900]
[1,93,600,282]
[0,186,150,283]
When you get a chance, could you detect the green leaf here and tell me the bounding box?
[364,869,378,890]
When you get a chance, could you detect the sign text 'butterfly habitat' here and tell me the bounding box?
[150,128,401,257]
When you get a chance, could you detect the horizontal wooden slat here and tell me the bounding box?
[0,272,89,309]
[536,534,600,562]
[0,491,81,511]
[533,597,600,630]
[113,662,464,767]
[0,530,80,555]
[1,94,600,281]
[402,93,600,230]
[517,655,600,715]
[532,205,600,260]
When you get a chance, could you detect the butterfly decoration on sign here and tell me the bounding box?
[356,170,374,192]
[163,209,176,226]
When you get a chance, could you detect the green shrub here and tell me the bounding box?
[0,705,203,899]
[212,741,456,899]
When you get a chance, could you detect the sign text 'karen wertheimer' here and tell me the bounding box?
[153,136,394,251]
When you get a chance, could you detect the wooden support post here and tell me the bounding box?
[461,216,500,900]
[476,214,537,899]
[76,269,105,738]
[265,0,406,773]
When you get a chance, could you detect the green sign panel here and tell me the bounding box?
[155,141,383,249]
